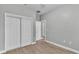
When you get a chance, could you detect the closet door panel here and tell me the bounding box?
[5,16,20,50]
[21,18,33,47]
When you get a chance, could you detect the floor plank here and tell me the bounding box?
[4,40,75,54]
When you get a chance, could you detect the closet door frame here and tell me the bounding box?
[5,13,21,50]
[5,13,34,50]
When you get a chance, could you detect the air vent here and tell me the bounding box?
[36,10,41,13]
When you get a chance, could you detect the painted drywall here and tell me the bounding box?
[43,5,79,51]
[0,4,36,51]
[41,20,46,38]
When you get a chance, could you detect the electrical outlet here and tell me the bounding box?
[63,40,66,43]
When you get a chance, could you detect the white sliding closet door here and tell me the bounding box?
[5,16,20,50]
[21,17,33,47]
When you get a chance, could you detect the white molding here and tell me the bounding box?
[0,50,7,54]
[31,42,36,45]
[0,42,36,54]
[5,12,32,18]
[35,37,44,41]
[45,40,79,54]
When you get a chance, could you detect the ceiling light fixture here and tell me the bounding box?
[36,10,41,13]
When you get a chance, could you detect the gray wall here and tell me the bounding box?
[43,5,79,51]
[0,4,36,51]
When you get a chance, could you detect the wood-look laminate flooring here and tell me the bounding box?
[4,40,75,54]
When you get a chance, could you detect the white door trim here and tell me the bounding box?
[4,12,34,51]
[5,13,21,51]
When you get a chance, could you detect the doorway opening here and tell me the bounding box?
[36,21,42,41]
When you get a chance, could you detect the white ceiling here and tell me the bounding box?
[24,4,62,15]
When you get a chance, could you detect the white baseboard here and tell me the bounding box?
[36,37,44,41]
[0,50,7,54]
[31,42,36,45]
[0,42,36,54]
[1,40,78,54]
[45,40,79,54]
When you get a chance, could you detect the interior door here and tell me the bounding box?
[5,16,20,50]
[36,21,42,40]
[21,17,33,47]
